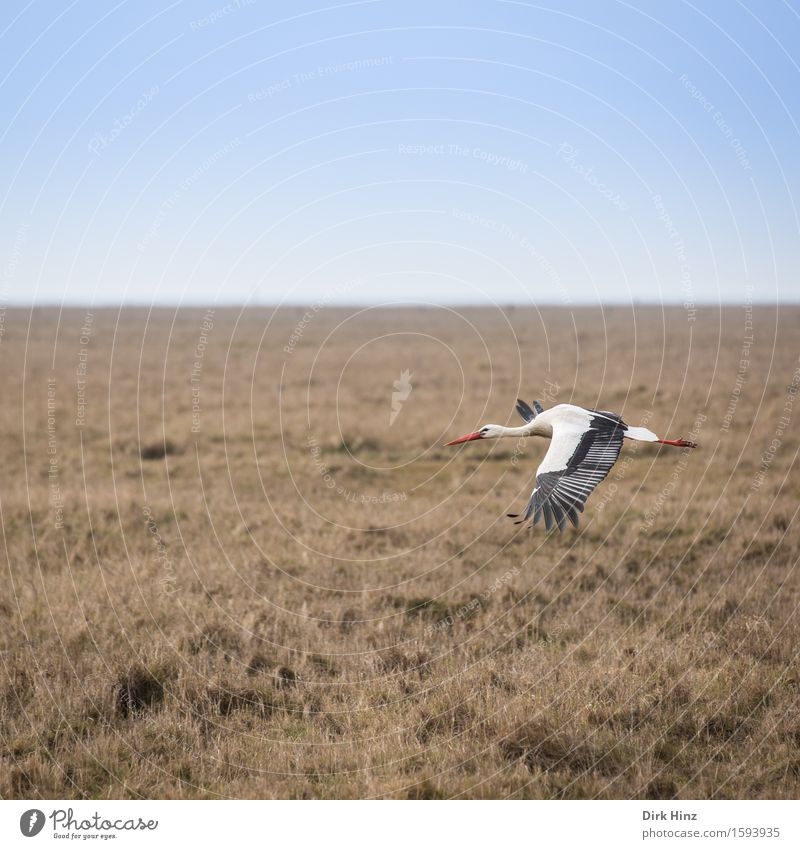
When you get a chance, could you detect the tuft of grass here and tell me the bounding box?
[140,439,181,460]
[207,686,276,718]
[276,666,297,688]
[500,720,632,778]
[113,666,166,718]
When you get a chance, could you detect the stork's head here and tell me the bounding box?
[445,424,504,445]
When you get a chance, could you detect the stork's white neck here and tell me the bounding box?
[496,423,541,438]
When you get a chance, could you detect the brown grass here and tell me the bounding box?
[0,304,798,799]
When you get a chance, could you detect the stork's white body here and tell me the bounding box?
[445,400,696,532]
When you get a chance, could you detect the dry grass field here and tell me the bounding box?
[1,304,798,800]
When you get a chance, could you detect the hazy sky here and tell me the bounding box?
[1,0,798,306]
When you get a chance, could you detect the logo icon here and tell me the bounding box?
[389,369,412,426]
[20,809,45,837]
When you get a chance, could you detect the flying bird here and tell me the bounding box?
[445,400,697,531]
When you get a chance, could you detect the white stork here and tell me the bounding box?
[445,399,697,531]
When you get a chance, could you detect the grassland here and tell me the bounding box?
[1,304,798,799]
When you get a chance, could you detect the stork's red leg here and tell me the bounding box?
[656,438,698,448]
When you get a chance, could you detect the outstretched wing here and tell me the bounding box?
[509,414,625,531]
[515,398,544,423]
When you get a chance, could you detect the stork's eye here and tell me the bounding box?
[481,427,489,435]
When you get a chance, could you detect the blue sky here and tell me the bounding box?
[1,0,798,305]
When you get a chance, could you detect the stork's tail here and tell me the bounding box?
[624,425,659,442]
[624,425,697,448]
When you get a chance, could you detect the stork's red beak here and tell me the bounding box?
[445,431,482,446]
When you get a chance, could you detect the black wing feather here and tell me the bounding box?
[515,399,536,423]
[513,416,624,532]
[515,399,544,423]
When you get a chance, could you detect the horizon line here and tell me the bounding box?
[0,299,792,309]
